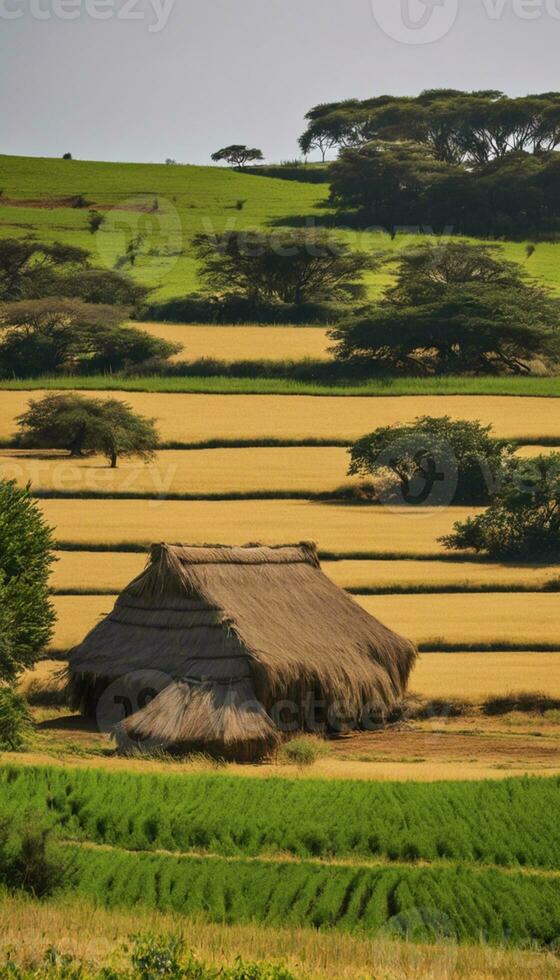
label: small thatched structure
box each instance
[68,543,417,761]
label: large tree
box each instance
[211,145,264,169]
[0,299,181,377]
[193,229,377,306]
[16,393,159,469]
[330,242,560,375]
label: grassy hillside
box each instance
[1,154,560,303]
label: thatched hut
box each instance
[68,543,417,761]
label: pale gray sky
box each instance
[1,0,560,165]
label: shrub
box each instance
[442,453,560,558]
[483,692,560,716]
[0,687,31,751]
[0,819,73,898]
[279,736,328,767]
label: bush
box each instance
[0,818,72,898]
[279,736,328,767]
[442,453,560,558]
[483,692,560,716]
[143,294,342,325]
[0,687,31,751]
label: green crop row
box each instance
[65,844,560,948]
[2,766,560,871]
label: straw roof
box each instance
[68,542,417,760]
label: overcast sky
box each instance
[2,0,560,165]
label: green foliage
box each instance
[211,146,264,169]
[15,394,159,468]
[0,479,55,682]
[348,416,514,505]
[0,688,31,751]
[442,453,560,559]
[0,817,72,898]
[0,299,178,377]
[279,737,327,767]
[193,229,377,307]
[330,242,560,374]
[3,767,560,872]
[0,240,89,302]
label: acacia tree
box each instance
[211,145,264,169]
[441,454,560,559]
[348,417,513,506]
[193,229,377,305]
[330,242,560,374]
[16,394,159,468]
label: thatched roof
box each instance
[68,542,417,760]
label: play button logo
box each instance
[370,0,459,45]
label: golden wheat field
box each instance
[49,551,560,593]
[411,652,560,698]
[2,391,559,442]
[0,447,355,495]
[134,323,332,362]
[38,498,477,552]
[358,594,560,646]
[26,652,560,701]
[48,592,560,650]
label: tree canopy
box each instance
[328,141,560,237]
[193,229,377,306]
[329,242,560,375]
[300,90,560,165]
[442,454,560,560]
[211,145,264,168]
[0,299,181,377]
[16,394,160,469]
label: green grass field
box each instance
[1,375,559,397]
[2,154,560,304]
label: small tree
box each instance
[62,152,72,160]
[211,145,264,169]
[16,394,160,468]
[88,210,105,234]
[193,229,377,306]
[441,453,560,559]
[348,417,514,505]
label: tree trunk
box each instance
[110,451,118,469]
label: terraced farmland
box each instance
[49,551,560,594]
[39,498,477,553]
[134,323,332,362]
[2,390,560,443]
[48,591,560,653]
[0,447,354,496]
